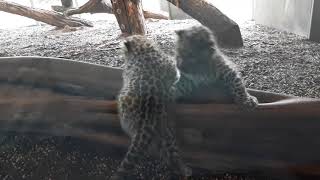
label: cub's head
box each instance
[175,25,217,75]
[123,35,180,86]
[123,35,157,61]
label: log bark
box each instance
[166,0,243,47]
[0,0,92,28]
[0,56,320,174]
[142,10,169,20]
[110,0,146,35]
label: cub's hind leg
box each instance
[110,126,156,180]
[160,127,192,177]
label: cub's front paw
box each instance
[174,162,192,177]
[242,95,259,110]
[109,174,128,180]
[109,174,122,180]
[109,170,131,180]
[182,165,192,177]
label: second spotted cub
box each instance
[175,25,258,109]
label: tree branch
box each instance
[165,0,243,47]
[0,0,92,28]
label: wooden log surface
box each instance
[0,56,320,173]
[0,56,294,103]
[166,0,243,47]
[0,56,122,99]
[0,0,92,28]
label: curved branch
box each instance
[166,0,243,47]
[63,0,168,20]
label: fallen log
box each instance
[166,0,243,47]
[0,56,294,103]
[0,85,320,174]
[1,84,319,133]
[0,0,92,28]
[1,84,320,173]
[0,56,319,175]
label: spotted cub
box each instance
[175,25,258,109]
[111,35,191,179]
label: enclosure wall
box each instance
[254,0,313,37]
[309,0,320,42]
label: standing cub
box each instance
[111,35,191,179]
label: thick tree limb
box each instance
[142,10,169,20]
[166,0,243,47]
[0,0,92,28]
[0,56,319,174]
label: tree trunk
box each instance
[0,56,320,174]
[166,0,243,47]
[0,0,92,28]
[110,0,146,35]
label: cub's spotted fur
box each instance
[175,25,258,109]
[111,35,191,179]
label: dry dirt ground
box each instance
[0,16,319,180]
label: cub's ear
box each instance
[175,30,186,36]
[123,40,132,52]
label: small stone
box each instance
[121,24,126,30]
[116,8,121,14]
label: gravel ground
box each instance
[0,16,320,180]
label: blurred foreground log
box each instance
[0,0,92,28]
[166,0,243,47]
[0,56,320,175]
